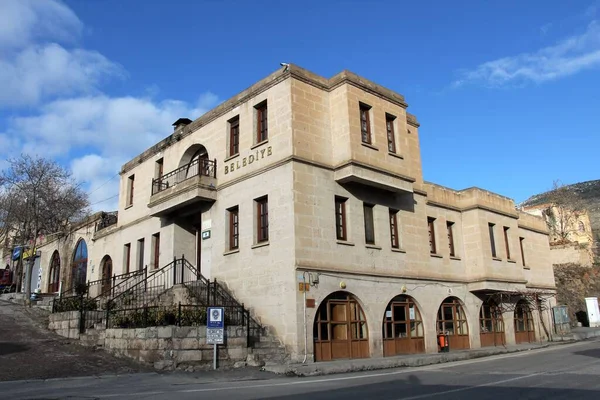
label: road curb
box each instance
[264,341,586,377]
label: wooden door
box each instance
[314,293,369,362]
[383,297,425,356]
[101,258,112,295]
[437,298,470,351]
[514,302,536,344]
[479,301,506,347]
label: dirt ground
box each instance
[0,300,151,382]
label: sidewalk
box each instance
[264,341,582,377]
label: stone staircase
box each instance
[249,333,289,365]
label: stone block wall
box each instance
[48,311,81,339]
[103,325,249,370]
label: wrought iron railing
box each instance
[87,268,146,300]
[151,158,217,195]
[95,211,118,232]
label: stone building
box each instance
[37,64,556,362]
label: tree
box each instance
[542,181,585,244]
[0,154,89,305]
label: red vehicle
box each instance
[0,269,15,293]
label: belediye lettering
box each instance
[224,146,273,175]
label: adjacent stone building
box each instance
[37,64,556,362]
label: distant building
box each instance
[37,65,556,362]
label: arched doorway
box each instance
[313,291,369,362]
[179,144,210,180]
[514,300,536,343]
[71,239,88,288]
[437,297,470,350]
[382,295,425,356]
[479,299,505,347]
[101,256,112,295]
[47,251,60,293]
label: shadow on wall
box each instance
[343,183,415,213]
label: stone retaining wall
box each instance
[104,325,249,370]
[48,311,81,339]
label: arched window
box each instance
[100,256,113,295]
[313,291,369,362]
[479,299,505,347]
[437,297,470,350]
[514,300,535,344]
[48,251,60,293]
[71,239,88,288]
[382,295,425,356]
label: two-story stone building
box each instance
[38,64,556,362]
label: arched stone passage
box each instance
[71,239,88,288]
[514,300,536,344]
[382,295,425,356]
[313,291,369,362]
[47,251,60,293]
[479,299,506,347]
[437,297,470,350]
[100,255,113,295]
[178,144,211,179]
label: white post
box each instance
[213,343,217,370]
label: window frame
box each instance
[123,243,131,274]
[152,232,160,269]
[389,209,399,249]
[519,237,526,267]
[503,226,511,260]
[363,203,375,245]
[359,103,372,144]
[228,206,239,250]
[256,196,269,243]
[137,238,145,271]
[255,101,268,143]
[447,221,456,257]
[489,223,497,258]
[335,196,348,241]
[428,217,437,254]
[386,113,397,153]
[127,175,135,207]
[229,116,240,157]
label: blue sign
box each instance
[12,247,22,261]
[207,307,224,329]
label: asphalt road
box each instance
[2,338,600,399]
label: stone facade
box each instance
[37,64,556,363]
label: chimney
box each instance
[172,118,193,131]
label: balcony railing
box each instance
[95,211,118,232]
[151,158,216,195]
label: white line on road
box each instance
[394,372,545,400]
[85,340,597,398]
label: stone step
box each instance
[252,341,286,349]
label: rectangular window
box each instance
[359,103,372,144]
[447,221,456,257]
[428,217,436,254]
[335,197,347,241]
[155,158,164,179]
[137,238,145,271]
[489,223,497,258]
[256,101,268,143]
[503,226,511,260]
[364,203,375,244]
[389,209,399,249]
[229,116,240,156]
[123,243,131,274]
[386,114,396,153]
[151,233,160,269]
[256,197,269,243]
[519,237,526,267]
[126,175,135,206]
[228,206,239,250]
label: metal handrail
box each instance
[151,158,216,195]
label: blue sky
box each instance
[0,0,598,210]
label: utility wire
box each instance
[87,172,120,196]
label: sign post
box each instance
[206,307,224,370]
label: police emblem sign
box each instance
[206,307,224,345]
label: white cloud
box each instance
[0,0,82,49]
[454,21,600,87]
[0,44,124,107]
[3,93,219,211]
[0,0,220,212]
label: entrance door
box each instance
[514,301,536,343]
[101,257,112,295]
[383,296,425,356]
[314,292,369,362]
[479,300,506,347]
